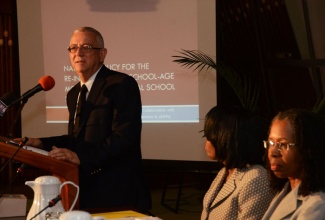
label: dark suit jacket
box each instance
[40,66,151,211]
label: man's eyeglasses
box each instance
[263,140,295,151]
[67,45,103,53]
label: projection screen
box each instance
[17,0,216,161]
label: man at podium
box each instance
[19,26,151,213]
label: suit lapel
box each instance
[77,67,108,135]
[269,183,300,219]
[87,67,108,104]
[210,168,240,209]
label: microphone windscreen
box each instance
[39,75,55,91]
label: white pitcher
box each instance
[26,175,79,220]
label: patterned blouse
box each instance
[201,165,275,220]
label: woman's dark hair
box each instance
[203,105,268,169]
[267,108,325,196]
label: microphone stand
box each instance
[7,98,28,139]
[0,98,28,197]
[0,137,29,198]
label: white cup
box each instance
[59,211,92,220]
[46,211,62,220]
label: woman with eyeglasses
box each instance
[201,105,275,220]
[262,108,325,219]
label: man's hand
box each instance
[48,146,80,165]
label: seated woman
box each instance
[262,108,325,219]
[201,105,275,220]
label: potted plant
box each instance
[172,49,260,113]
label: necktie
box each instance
[73,84,88,137]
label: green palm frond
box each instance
[172,49,260,112]
[313,94,325,114]
[172,49,217,72]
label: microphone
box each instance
[48,195,62,207]
[29,195,62,220]
[15,137,30,174]
[10,75,55,106]
[16,163,27,174]
[0,92,19,116]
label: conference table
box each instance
[91,210,159,219]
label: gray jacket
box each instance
[262,182,325,220]
[201,165,274,220]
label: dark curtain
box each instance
[0,0,21,138]
[217,0,317,119]
[0,0,24,192]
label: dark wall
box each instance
[216,0,322,120]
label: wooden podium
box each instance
[0,137,79,210]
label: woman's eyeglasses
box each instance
[263,140,295,151]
